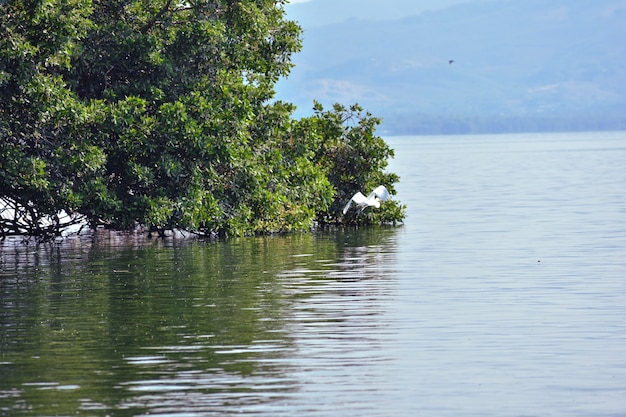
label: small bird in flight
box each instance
[449,59,455,64]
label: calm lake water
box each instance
[1,131,626,416]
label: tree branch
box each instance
[140,0,174,34]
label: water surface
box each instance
[1,131,625,416]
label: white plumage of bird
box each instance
[343,185,391,214]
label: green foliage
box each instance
[1,0,404,240]
[301,102,406,225]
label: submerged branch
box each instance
[0,197,88,243]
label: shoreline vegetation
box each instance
[0,221,401,248]
[0,1,405,243]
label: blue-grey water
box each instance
[1,131,626,416]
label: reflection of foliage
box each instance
[0,228,398,415]
[0,0,404,240]
[0,236,296,415]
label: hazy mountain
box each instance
[276,0,626,134]
[284,0,497,27]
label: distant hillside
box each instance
[276,0,626,134]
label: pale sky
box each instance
[285,0,495,27]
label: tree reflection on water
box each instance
[0,227,400,416]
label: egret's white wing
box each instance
[351,192,368,205]
[343,192,367,214]
[368,185,390,202]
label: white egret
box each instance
[343,185,391,214]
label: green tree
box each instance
[300,102,405,225]
[1,0,404,240]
